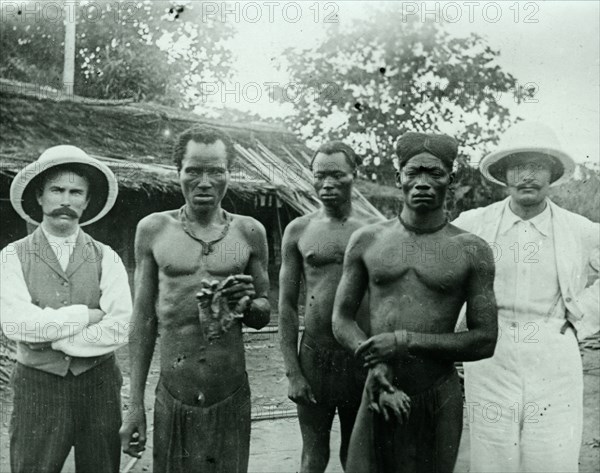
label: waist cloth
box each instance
[153,375,251,473]
[299,332,366,407]
[346,369,463,473]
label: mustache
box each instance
[46,207,79,218]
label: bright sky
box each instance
[218,0,599,165]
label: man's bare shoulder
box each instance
[447,223,489,245]
[349,218,396,245]
[282,212,317,239]
[351,207,386,226]
[137,210,178,236]
[447,223,494,261]
[230,213,267,239]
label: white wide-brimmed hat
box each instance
[479,122,575,187]
[10,145,118,226]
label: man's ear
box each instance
[449,171,455,186]
[395,170,402,188]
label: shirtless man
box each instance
[279,141,382,472]
[332,132,498,473]
[119,126,270,473]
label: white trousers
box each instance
[464,316,583,473]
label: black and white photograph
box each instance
[0,1,598,472]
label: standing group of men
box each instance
[1,121,598,473]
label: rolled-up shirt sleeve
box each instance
[1,247,90,343]
[52,244,132,357]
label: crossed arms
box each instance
[0,245,132,357]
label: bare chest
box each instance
[153,227,251,279]
[298,221,361,267]
[365,238,470,293]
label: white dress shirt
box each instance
[454,199,594,473]
[40,226,78,272]
[0,228,132,357]
[494,202,566,322]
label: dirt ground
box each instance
[1,334,598,473]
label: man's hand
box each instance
[87,308,105,325]
[222,275,256,306]
[561,318,577,338]
[365,363,395,413]
[378,389,411,424]
[234,295,252,314]
[119,405,147,458]
[356,333,398,368]
[287,374,317,405]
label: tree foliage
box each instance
[550,164,600,223]
[0,0,234,106]
[280,4,532,211]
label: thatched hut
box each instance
[0,81,401,272]
[0,82,404,385]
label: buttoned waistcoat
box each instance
[14,227,112,376]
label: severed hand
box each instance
[197,277,247,340]
[365,363,395,414]
[221,274,256,307]
[378,389,411,424]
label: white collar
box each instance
[499,198,552,236]
[41,225,80,244]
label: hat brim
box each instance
[10,155,118,226]
[480,146,575,187]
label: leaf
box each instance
[454,185,472,201]
[278,4,520,186]
[0,0,234,106]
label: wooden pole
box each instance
[62,0,78,98]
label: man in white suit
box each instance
[453,122,599,473]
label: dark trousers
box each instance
[347,370,463,473]
[9,358,123,473]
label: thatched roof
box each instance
[0,80,391,216]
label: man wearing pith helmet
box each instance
[0,145,132,473]
[453,122,600,472]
